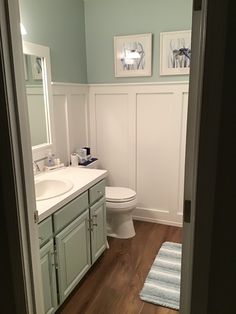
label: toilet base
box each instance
[106,211,135,239]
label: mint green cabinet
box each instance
[55,209,91,303]
[40,240,58,314]
[38,216,53,248]
[38,179,107,311]
[89,180,106,205]
[90,196,107,264]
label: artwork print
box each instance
[121,41,145,71]
[114,33,152,77]
[31,55,43,80]
[160,30,191,75]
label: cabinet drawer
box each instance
[54,191,89,233]
[89,179,105,205]
[38,216,53,247]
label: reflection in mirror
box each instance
[24,54,48,146]
[22,41,54,152]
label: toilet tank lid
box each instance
[105,187,136,202]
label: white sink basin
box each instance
[35,179,74,201]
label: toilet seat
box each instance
[106,198,137,211]
[106,187,136,203]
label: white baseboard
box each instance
[132,207,183,227]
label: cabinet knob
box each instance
[52,263,59,270]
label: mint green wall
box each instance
[19,0,192,84]
[19,0,87,83]
[84,0,193,84]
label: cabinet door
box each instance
[40,240,58,314]
[56,209,91,303]
[90,197,107,264]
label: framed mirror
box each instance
[23,41,54,154]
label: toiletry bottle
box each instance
[70,153,79,167]
[46,149,55,167]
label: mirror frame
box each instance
[23,41,54,156]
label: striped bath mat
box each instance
[140,241,182,310]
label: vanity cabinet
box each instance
[39,216,58,314]
[90,197,106,264]
[89,179,106,264]
[40,240,58,314]
[56,209,91,302]
[38,179,107,313]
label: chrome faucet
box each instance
[33,161,40,174]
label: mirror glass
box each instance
[24,54,48,146]
[23,41,53,151]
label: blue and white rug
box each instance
[140,241,182,310]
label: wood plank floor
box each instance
[57,221,182,314]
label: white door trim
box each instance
[180,0,208,313]
[6,1,44,313]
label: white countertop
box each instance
[35,167,108,222]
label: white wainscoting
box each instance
[26,85,47,147]
[89,83,189,226]
[52,83,89,165]
[50,82,188,226]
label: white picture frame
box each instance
[160,30,191,76]
[114,33,152,77]
[30,55,43,80]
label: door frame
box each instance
[2,0,231,313]
[181,0,230,313]
[0,1,44,312]
[180,0,208,312]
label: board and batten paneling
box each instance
[52,83,89,165]
[136,91,188,225]
[50,82,188,226]
[26,86,47,147]
[93,94,131,187]
[89,83,189,226]
[68,94,88,154]
[52,94,69,164]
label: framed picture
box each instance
[160,30,191,76]
[114,33,152,77]
[30,55,43,80]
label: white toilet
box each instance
[106,186,137,239]
[80,159,137,239]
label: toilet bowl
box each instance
[106,187,137,239]
[79,160,137,238]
